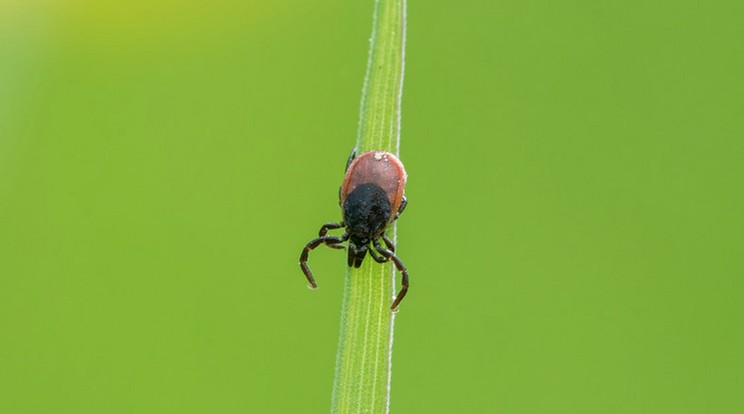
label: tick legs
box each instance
[300,233,349,288]
[372,238,409,310]
[382,233,395,253]
[368,246,388,263]
[394,197,407,220]
[318,222,346,249]
[319,222,344,236]
[345,149,357,172]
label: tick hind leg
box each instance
[300,233,349,288]
[394,197,407,220]
[373,238,409,310]
[339,149,358,206]
[345,149,357,172]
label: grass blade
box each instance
[330,0,407,413]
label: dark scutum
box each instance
[343,183,392,267]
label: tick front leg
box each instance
[389,256,408,310]
[373,238,409,310]
[299,234,349,288]
[382,233,395,253]
[368,241,389,263]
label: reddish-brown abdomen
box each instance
[340,151,407,222]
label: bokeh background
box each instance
[1,1,742,413]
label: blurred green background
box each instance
[1,1,742,413]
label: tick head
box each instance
[347,237,369,268]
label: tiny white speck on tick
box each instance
[374,151,384,160]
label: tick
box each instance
[299,150,409,310]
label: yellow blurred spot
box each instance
[2,0,275,46]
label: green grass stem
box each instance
[330,0,407,413]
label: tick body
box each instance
[299,150,409,310]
